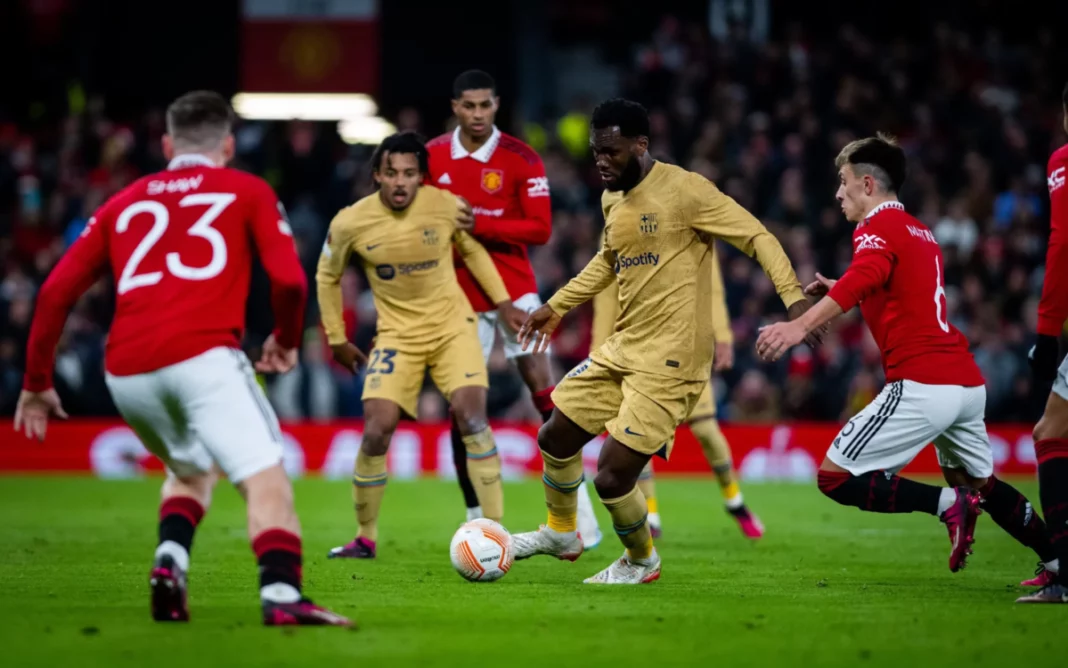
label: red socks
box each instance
[533,386,555,423]
[252,529,303,593]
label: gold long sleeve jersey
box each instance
[591,243,733,352]
[550,162,803,382]
[317,186,509,348]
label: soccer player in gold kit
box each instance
[591,245,765,540]
[514,99,816,583]
[317,132,525,559]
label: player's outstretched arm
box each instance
[756,297,844,362]
[547,248,616,315]
[758,247,893,361]
[17,215,108,438]
[686,174,820,344]
[316,210,367,372]
[518,251,615,354]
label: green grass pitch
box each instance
[0,477,1060,667]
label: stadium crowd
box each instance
[0,19,1065,424]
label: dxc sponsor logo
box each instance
[1050,166,1066,193]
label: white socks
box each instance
[936,488,957,516]
[725,492,745,510]
[155,540,190,571]
[466,506,484,522]
[260,582,301,604]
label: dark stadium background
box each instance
[2,0,1068,426]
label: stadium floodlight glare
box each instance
[337,116,398,145]
[231,93,378,121]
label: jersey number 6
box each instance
[115,193,236,295]
[933,256,950,333]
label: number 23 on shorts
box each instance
[367,349,396,374]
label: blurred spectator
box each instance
[1,18,1065,425]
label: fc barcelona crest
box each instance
[481,168,504,194]
[639,213,658,234]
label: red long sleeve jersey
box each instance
[1038,143,1068,337]
[827,202,984,387]
[23,155,307,392]
[426,127,551,312]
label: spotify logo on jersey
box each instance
[614,252,660,272]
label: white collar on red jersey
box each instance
[864,200,905,221]
[450,125,501,163]
[167,154,218,170]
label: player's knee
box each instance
[593,467,632,500]
[450,392,488,435]
[362,420,396,457]
[453,408,488,436]
[536,420,570,458]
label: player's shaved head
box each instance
[166,91,234,152]
[835,134,907,195]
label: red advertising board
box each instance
[0,420,1039,480]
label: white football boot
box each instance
[576,483,603,550]
[584,549,661,584]
[512,526,584,561]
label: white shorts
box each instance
[827,380,993,478]
[105,347,284,484]
[477,292,550,361]
[1053,355,1068,401]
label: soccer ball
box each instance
[449,518,514,582]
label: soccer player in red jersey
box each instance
[427,70,600,542]
[1018,82,1068,604]
[12,91,350,626]
[757,134,1054,577]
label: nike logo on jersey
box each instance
[465,372,480,378]
[438,173,452,185]
[367,244,382,251]
[624,427,644,437]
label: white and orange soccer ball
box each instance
[449,518,514,582]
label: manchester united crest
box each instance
[481,168,504,194]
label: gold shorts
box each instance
[361,327,487,417]
[687,380,716,421]
[552,356,705,458]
